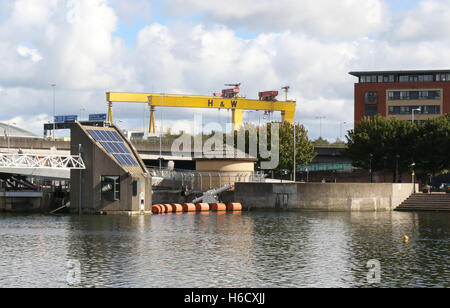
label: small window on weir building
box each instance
[101,176,121,201]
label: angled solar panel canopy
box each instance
[87,129,138,166]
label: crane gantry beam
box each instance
[106,92,296,133]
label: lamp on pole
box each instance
[411,107,421,123]
[316,116,326,139]
[369,153,374,183]
[51,84,56,141]
[411,162,416,194]
[340,121,347,141]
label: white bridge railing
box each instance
[0,154,85,170]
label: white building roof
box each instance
[0,123,40,138]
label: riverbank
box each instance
[234,183,417,211]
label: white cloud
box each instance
[163,0,388,39]
[17,45,43,62]
[0,0,449,141]
[389,0,450,42]
[6,114,49,137]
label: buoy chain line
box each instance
[151,203,242,215]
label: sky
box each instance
[0,0,449,140]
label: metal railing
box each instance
[0,154,85,170]
[149,168,266,191]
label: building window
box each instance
[388,105,441,115]
[364,105,378,117]
[436,74,450,82]
[387,90,440,100]
[399,75,409,82]
[101,176,120,201]
[364,92,378,104]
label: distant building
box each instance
[0,123,40,139]
[349,70,450,124]
[125,130,145,140]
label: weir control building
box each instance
[350,70,450,124]
[70,123,152,215]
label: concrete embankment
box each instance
[234,183,416,211]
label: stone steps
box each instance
[395,193,450,212]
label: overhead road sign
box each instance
[54,115,78,123]
[89,114,107,122]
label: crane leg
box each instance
[107,102,113,123]
[149,107,156,134]
[232,109,244,131]
[281,109,295,125]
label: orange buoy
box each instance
[228,203,243,211]
[158,204,167,214]
[152,204,163,214]
[163,204,174,213]
[182,203,196,212]
[195,203,210,212]
[212,203,227,212]
[171,204,183,213]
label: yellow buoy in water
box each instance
[403,235,409,243]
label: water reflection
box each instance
[0,211,448,288]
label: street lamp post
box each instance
[411,162,416,194]
[411,107,421,123]
[51,84,56,141]
[340,122,347,141]
[316,116,326,139]
[369,153,374,183]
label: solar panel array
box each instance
[88,129,138,166]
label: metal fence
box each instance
[149,168,267,191]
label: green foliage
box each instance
[233,122,316,172]
[313,137,330,147]
[345,114,450,181]
[278,122,316,171]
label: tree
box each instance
[345,115,419,182]
[345,114,450,183]
[232,122,316,173]
[277,122,316,171]
[415,114,450,176]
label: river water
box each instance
[0,211,448,288]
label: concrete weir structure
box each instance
[70,123,152,215]
[235,183,417,211]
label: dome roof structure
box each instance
[0,123,40,139]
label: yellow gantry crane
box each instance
[106,88,296,133]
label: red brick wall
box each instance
[354,81,450,124]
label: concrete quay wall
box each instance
[235,183,417,211]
